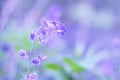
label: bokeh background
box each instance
[0,0,120,80]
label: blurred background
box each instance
[0,0,120,80]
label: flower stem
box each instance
[27,41,34,74]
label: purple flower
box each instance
[18,49,28,59]
[31,57,40,65]
[36,20,66,44]
[55,21,66,35]
[31,54,47,65]
[27,72,38,80]
[112,38,120,48]
[37,54,47,61]
[43,20,66,35]
[20,72,38,80]
[38,36,47,44]
[30,32,35,41]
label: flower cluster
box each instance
[30,20,66,44]
[18,19,66,80]
[18,50,46,65]
[20,72,38,80]
[18,49,28,59]
[27,72,38,80]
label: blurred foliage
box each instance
[45,63,62,71]
[45,63,73,80]
[64,58,85,73]
[45,57,85,80]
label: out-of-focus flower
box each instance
[0,42,11,52]
[97,59,113,76]
[112,38,120,48]
[36,20,66,44]
[31,54,47,65]
[27,72,38,80]
[47,5,61,20]
[18,49,28,59]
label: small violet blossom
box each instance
[18,49,28,59]
[20,72,38,80]
[32,54,47,65]
[27,72,38,80]
[30,32,35,41]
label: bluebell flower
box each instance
[20,72,38,80]
[30,32,35,41]
[31,54,47,65]
[27,72,38,80]
[36,20,66,44]
[18,49,28,59]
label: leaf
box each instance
[45,63,62,71]
[64,58,84,72]
[45,63,73,80]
